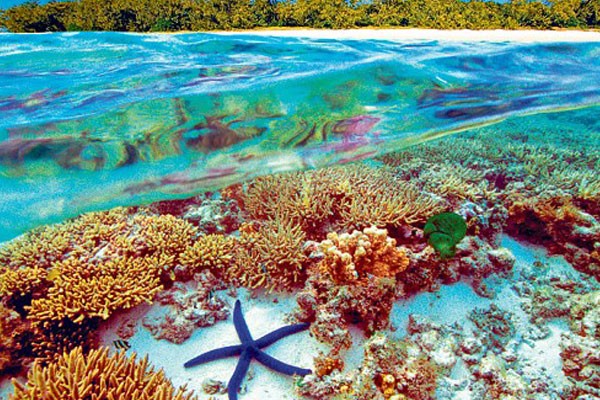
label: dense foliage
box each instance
[0,0,599,32]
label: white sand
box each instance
[213,28,600,43]
[110,289,326,400]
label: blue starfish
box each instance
[184,300,312,400]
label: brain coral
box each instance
[10,347,197,400]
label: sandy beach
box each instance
[211,28,600,42]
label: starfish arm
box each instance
[183,345,243,368]
[233,299,253,343]
[255,323,310,348]
[254,349,312,376]
[227,350,252,400]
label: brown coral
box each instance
[239,164,443,240]
[296,227,409,352]
[229,219,308,292]
[507,195,600,279]
[0,303,30,375]
[10,346,197,400]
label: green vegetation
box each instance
[424,212,467,259]
[1,0,598,32]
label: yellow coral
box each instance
[0,266,48,298]
[319,226,409,284]
[10,346,197,400]
[26,256,163,325]
[180,234,235,275]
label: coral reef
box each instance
[26,256,163,324]
[468,304,516,353]
[298,331,439,400]
[507,194,600,280]
[0,208,197,372]
[239,164,444,240]
[10,347,197,400]
[179,234,236,280]
[399,236,515,297]
[0,303,30,375]
[295,227,409,353]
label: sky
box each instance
[2,0,61,8]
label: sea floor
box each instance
[0,235,584,400]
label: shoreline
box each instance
[3,28,600,42]
[209,28,600,42]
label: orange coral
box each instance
[0,266,48,299]
[10,347,197,400]
[319,226,409,284]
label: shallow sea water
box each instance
[0,33,599,399]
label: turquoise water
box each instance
[1,32,599,240]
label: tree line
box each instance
[0,0,599,33]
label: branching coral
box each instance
[26,256,163,324]
[10,347,197,400]
[239,164,443,240]
[230,219,309,291]
[179,234,235,279]
[0,208,198,372]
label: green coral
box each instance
[424,212,467,259]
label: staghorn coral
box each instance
[26,256,163,324]
[229,219,309,292]
[239,164,443,240]
[0,208,199,372]
[179,234,235,279]
[296,227,409,352]
[10,346,197,400]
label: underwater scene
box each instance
[0,32,599,399]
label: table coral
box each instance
[10,346,197,400]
